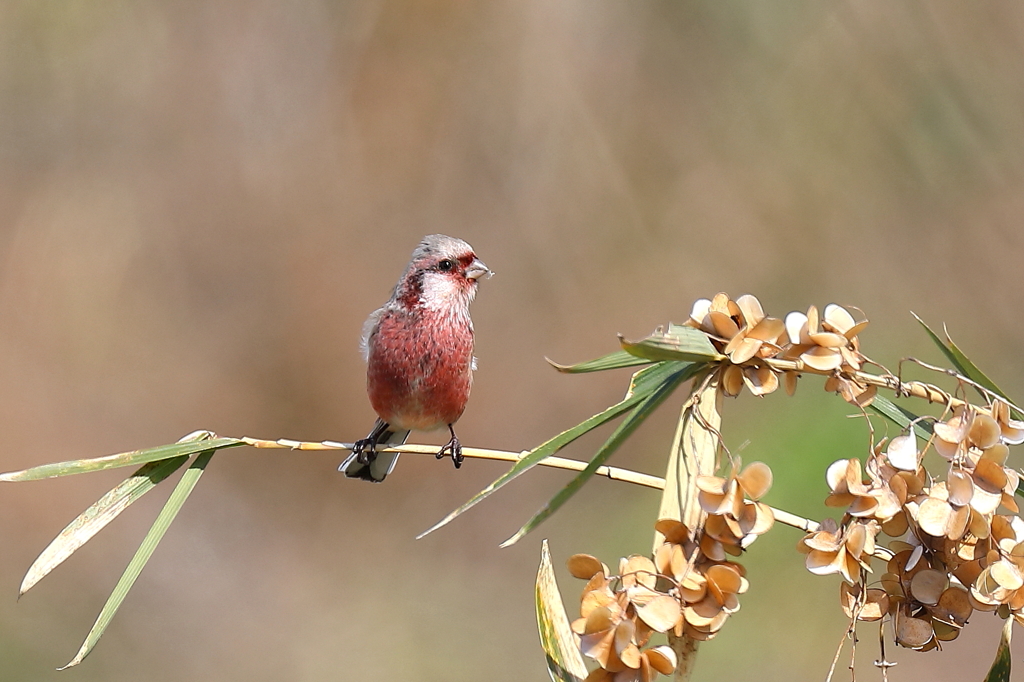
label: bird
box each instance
[340,234,491,482]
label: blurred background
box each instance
[1,1,1023,680]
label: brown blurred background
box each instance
[2,2,1024,680]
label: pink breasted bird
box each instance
[341,235,491,482]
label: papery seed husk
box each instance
[974,458,1009,493]
[887,435,920,472]
[633,618,654,648]
[738,462,773,500]
[918,498,953,537]
[845,523,867,559]
[823,304,856,333]
[888,473,909,504]
[706,564,743,598]
[784,370,799,396]
[910,569,946,605]
[739,501,774,536]
[584,606,618,635]
[969,414,1002,450]
[936,586,973,625]
[700,535,726,562]
[614,619,636,656]
[621,556,658,590]
[826,459,853,493]
[848,495,879,517]
[654,519,691,544]
[826,492,857,508]
[748,316,784,342]
[840,582,860,618]
[785,311,809,346]
[684,594,723,627]
[581,587,617,618]
[635,595,682,633]
[618,643,642,671]
[931,619,961,642]
[802,346,843,371]
[947,470,974,507]
[646,646,677,675]
[946,503,970,541]
[897,470,925,496]
[569,554,607,580]
[982,443,1010,465]
[880,573,904,598]
[970,487,1003,516]
[735,294,765,327]
[803,531,842,552]
[968,508,991,539]
[581,629,617,666]
[708,310,740,341]
[896,616,934,648]
[990,560,1024,590]
[808,331,847,348]
[858,589,890,621]
[882,511,910,538]
[721,364,744,396]
[690,299,712,325]
[727,336,761,364]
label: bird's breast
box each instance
[365,307,475,431]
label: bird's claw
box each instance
[352,438,378,466]
[436,436,463,469]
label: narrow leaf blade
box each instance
[869,396,933,441]
[501,363,696,547]
[417,362,688,539]
[620,324,722,364]
[982,617,1012,682]
[20,456,189,595]
[536,540,586,682]
[547,349,653,374]
[0,436,240,481]
[60,449,217,669]
[913,313,1018,409]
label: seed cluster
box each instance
[802,399,1024,649]
[684,293,872,403]
[569,462,775,680]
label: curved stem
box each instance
[240,436,858,546]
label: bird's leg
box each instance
[354,420,391,465]
[436,424,464,469]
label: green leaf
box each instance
[417,361,691,540]
[982,617,1012,682]
[20,455,189,596]
[547,349,653,374]
[501,362,698,547]
[60,449,218,669]
[0,435,241,481]
[619,323,722,364]
[913,313,1018,410]
[536,540,586,682]
[869,396,933,441]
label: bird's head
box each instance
[397,235,491,311]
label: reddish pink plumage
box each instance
[366,305,474,431]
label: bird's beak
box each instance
[466,258,492,281]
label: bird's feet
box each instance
[436,425,464,469]
[352,438,378,466]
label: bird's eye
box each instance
[437,259,455,272]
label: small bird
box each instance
[341,234,491,482]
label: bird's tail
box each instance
[340,420,410,482]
